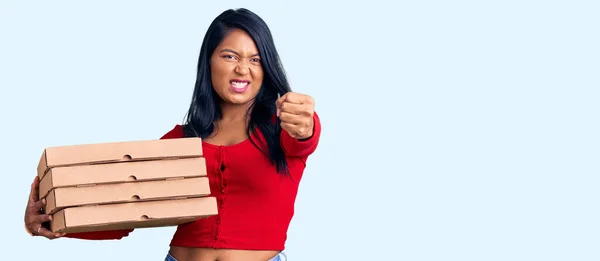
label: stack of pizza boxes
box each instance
[36,137,217,234]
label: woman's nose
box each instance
[235,62,250,75]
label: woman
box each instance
[23,8,321,261]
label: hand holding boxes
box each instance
[36,137,217,234]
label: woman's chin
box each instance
[222,95,254,106]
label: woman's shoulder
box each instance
[160,124,185,139]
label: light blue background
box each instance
[1,0,599,260]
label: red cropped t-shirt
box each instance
[64,113,321,251]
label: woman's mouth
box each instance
[230,79,250,93]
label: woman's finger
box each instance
[279,112,303,125]
[30,198,45,214]
[28,176,39,204]
[36,226,61,239]
[34,213,52,224]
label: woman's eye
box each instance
[223,55,236,60]
[251,58,260,63]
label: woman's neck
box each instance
[219,102,252,123]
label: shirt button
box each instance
[221,189,225,193]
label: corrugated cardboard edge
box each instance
[44,177,212,215]
[50,197,218,233]
[37,137,203,180]
[39,168,58,200]
[52,209,66,232]
[37,149,48,180]
[38,157,208,200]
[57,216,205,234]
[44,189,57,215]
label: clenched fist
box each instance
[276,92,315,139]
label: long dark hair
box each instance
[182,8,291,175]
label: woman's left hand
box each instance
[276,92,315,139]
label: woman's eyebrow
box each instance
[219,48,260,57]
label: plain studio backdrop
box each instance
[1,0,598,260]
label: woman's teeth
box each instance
[231,81,248,88]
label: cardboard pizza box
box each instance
[37,138,203,180]
[38,157,207,199]
[50,197,218,233]
[44,177,211,215]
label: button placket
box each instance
[214,146,226,244]
[219,146,227,195]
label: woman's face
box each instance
[210,28,264,106]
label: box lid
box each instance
[45,177,211,214]
[38,138,203,179]
[39,157,207,199]
[51,197,218,233]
